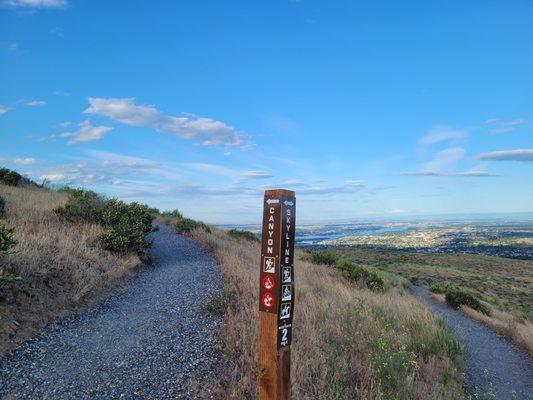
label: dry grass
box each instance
[192,228,465,399]
[0,183,139,355]
[337,247,533,320]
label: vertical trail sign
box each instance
[259,189,296,400]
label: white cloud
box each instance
[39,163,109,185]
[0,106,8,116]
[399,171,444,177]
[85,97,250,147]
[399,170,498,177]
[13,157,36,165]
[182,162,238,177]
[424,147,465,172]
[261,179,309,189]
[244,170,274,179]
[40,173,66,183]
[58,121,71,127]
[477,149,533,162]
[419,126,466,145]
[0,156,37,165]
[25,100,46,106]
[2,0,67,8]
[454,171,499,177]
[485,118,524,135]
[62,120,113,144]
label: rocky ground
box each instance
[411,286,533,400]
[0,225,222,399]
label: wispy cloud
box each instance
[477,149,533,162]
[0,156,37,165]
[2,0,67,8]
[399,170,498,177]
[13,157,37,165]
[85,97,250,147]
[264,115,300,134]
[424,147,465,172]
[399,171,444,176]
[261,179,309,189]
[25,99,46,106]
[244,170,274,179]
[61,120,113,144]
[181,162,238,177]
[454,171,499,177]
[485,118,524,135]
[0,105,9,116]
[419,126,466,145]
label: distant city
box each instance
[219,218,533,260]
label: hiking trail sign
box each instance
[258,189,296,400]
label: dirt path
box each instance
[0,225,221,399]
[411,286,533,400]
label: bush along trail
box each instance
[411,286,533,400]
[0,225,222,399]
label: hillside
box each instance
[191,229,465,399]
[0,181,141,354]
[330,247,533,354]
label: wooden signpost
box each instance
[258,189,296,400]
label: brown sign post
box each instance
[259,189,296,400]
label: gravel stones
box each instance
[411,286,533,400]
[0,225,222,399]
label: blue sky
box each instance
[1,0,532,223]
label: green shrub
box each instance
[227,229,259,242]
[430,283,447,294]
[161,209,183,219]
[368,270,385,292]
[0,220,17,255]
[54,189,153,255]
[306,249,338,266]
[175,217,211,234]
[53,189,103,222]
[0,221,19,288]
[0,168,22,186]
[445,288,490,315]
[95,200,153,255]
[0,196,5,215]
[334,259,385,291]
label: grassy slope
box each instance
[335,247,533,319]
[0,183,139,355]
[334,247,533,354]
[192,228,464,400]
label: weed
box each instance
[175,217,211,234]
[201,286,234,315]
[227,229,259,242]
[305,249,339,266]
[445,288,490,315]
[0,220,17,255]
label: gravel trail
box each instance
[411,286,533,400]
[0,225,221,399]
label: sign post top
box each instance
[265,189,295,197]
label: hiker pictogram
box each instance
[264,257,275,273]
[282,266,292,283]
[281,285,291,301]
[280,302,291,320]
